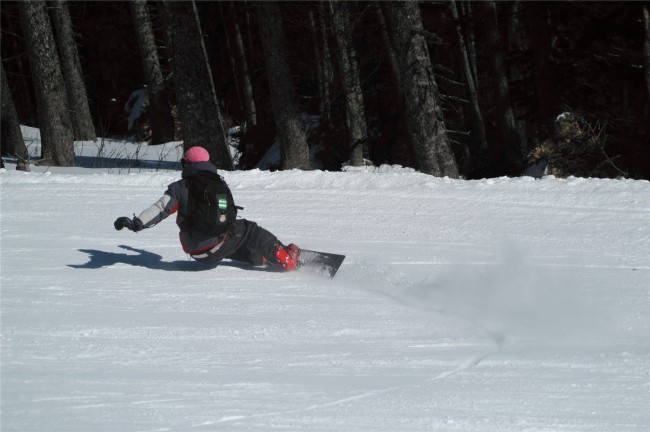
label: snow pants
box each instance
[191,219,279,266]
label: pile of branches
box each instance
[528,111,627,178]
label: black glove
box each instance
[114,216,144,232]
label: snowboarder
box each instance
[114,146,301,270]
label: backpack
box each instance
[181,171,239,236]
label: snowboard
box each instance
[298,249,346,278]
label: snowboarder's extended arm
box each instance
[114,192,179,232]
[137,193,178,227]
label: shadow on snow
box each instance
[68,245,276,273]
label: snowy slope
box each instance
[1,143,649,431]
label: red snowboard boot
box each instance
[271,243,301,271]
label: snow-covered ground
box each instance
[1,132,649,431]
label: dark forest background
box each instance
[2,1,649,179]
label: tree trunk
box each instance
[230,1,257,129]
[318,2,334,120]
[48,0,96,141]
[18,0,75,166]
[164,0,233,170]
[484,1,523,168]
[383,1,459,178]
[374,3,402,95]
[460,1,479,91]
[450,0,487,156]
[526,2,557,136]
[1,64,29,160]
[505,1,530,160]
[220,3,244,117]
[257,1,311,170]
[330,1,367,166]
[309,8,329,121]
[130,0,175,144]
[5,29,38,126]
[643,4,650,105]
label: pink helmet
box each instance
[183,146,210,164]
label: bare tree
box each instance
[130,0,175,144]
[257,1,311,170]
[18,0,75,166]
[164,0,233,169]
[330,1,367,166]
[383,1,458,177]
[48,0,96,141]
[1,63,29,160]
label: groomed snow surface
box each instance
[1,137,649,431]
